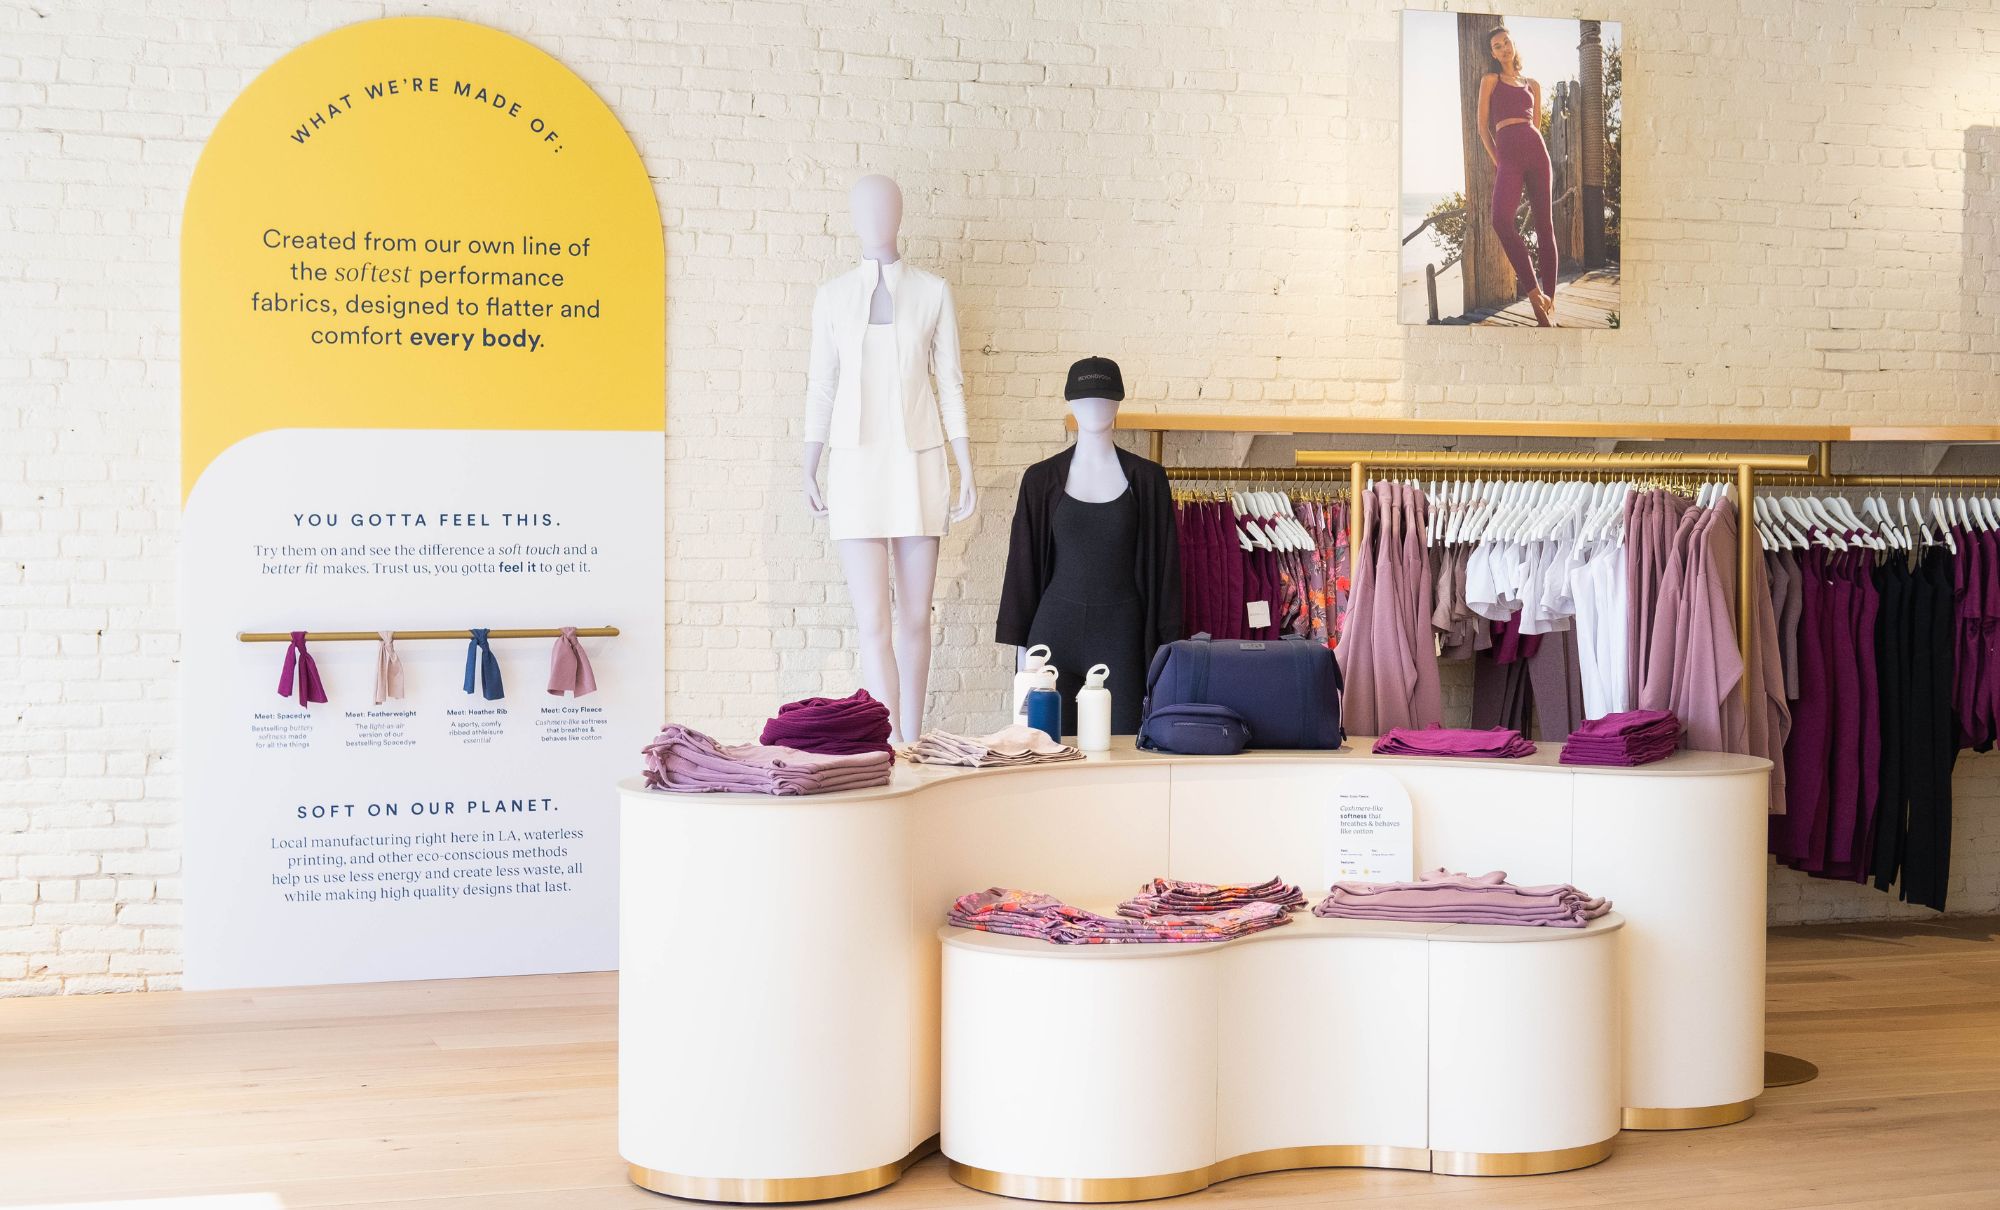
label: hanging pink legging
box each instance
[1491,122,1557,298]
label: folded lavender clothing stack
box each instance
[1371,726,1537,759]
[903,724,1084,768]
[1313,868,1611,928]
[758,688,893,757]
[1118,875,1308,918]
[1560,709,1682,767]
[641,724,893,795]
[949,887,1291,945]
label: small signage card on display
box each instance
[1327,770,1415,886]
[1245,600,1271,631]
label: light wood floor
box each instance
[5,917,1999,1209]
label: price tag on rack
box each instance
[1326,770,1415,885]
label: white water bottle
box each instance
[1076,663,1112,752]
[1012,644,1059,726]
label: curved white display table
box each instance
[942,914,1624,1199]
[619,742,1768,1202]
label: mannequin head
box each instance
[1069,397,1119,434]
[1063,357,1126,436]
[849,174,903,259]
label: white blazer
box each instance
[804,259,968,451]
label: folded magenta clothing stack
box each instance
[1372,725,1537,759]
[1118,876,1307,918]
[903,725,1084,768]
[641,724,893,795]
[1560,709,1682,767]
[949,887,1291,945]
[1313,868,1611,928]
[758,688,893,756]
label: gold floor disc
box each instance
[1764,1050,1820,1087]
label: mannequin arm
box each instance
[949,436,976,522]
[802,441,828,516]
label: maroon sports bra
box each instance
[1489,78,1533,130]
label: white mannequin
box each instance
[803,175,976,742]
[1017,392,1131,670]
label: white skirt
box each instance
[826,323,950,541]
[828,442,949,540]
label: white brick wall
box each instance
[7,0,2000,994]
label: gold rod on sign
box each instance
[237,627,621,643]
[1296,449,1815,473]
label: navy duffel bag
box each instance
[1139,637,1345,750]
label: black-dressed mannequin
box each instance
[996,357,1182,735]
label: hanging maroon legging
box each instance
[1491,122,1557,298]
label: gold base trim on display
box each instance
[948,1140,1609,1203]
[627,1136,937,1204]
[1428,1137,1617,1177]
[1621,1101,1756,1131]
[1764,1050,1821,1087]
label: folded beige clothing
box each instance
[903,724,1085,768]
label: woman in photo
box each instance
[1477,24,1559,326]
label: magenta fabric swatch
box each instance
[278,631,328,707]
[547,626,599,698]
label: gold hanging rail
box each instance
[1759,473,2000,490]
[237,626,619,643]
[1165,466,1352,483]
[1295,449,1814,472]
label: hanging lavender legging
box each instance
[1491,122,1557,298]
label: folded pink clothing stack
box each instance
[758,688,894,757]
[1371,725,1537,759]
[1560,709,1682,766]
[1313,868,1611,928]
[640,724,893,795]
[1117,876,1307,918]
[949,887,1292,945]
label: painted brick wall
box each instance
[7,0,2000,993]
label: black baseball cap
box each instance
[1064,356,1125,401]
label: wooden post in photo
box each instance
[1456,11,1513,312]
[1552,80,1585,272]
[1578,19,1609,268]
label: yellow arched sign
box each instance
[182,15,663,500]
[180,17,664,990]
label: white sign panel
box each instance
[1327,769,1416,885]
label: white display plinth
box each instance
[618,740,1768,1201]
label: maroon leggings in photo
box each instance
[1491,121,1557,298]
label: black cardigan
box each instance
[995,445,1183,652]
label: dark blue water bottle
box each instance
[1024,686,1062,744]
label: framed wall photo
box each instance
[1400,11,1622,328]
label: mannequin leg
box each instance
[834,538,900,734]
[890,536,941,742]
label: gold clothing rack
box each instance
[1164,466,1352,483]
[1294,448,1818,687]
[237,626,619,642]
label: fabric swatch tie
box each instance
[277,630,328,706]
[547,626,598,698]
[373,631,405,704]
[463,628,504,700]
